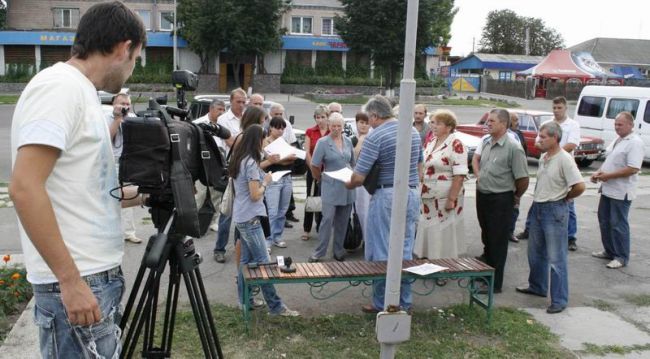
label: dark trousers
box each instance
[477,191,514,291]
[303,170,322,232]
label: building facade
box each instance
[0,0,440,93]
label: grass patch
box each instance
[580,343,650,356]
[431,98,521,108]
[159,304,571,358]
[0,95,20,104]
[306,95,370,105]
[624,294,650,307]
[590,299,616,312]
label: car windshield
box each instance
[533,115,554,128]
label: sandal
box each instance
[300,232,310,241]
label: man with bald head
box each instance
[591,111,644,269]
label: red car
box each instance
[456,110,605,167]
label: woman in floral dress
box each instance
[414,109,469,259]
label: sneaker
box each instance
[308,256,319,263]
[272,307,300,317]
[286,213,300,223]
[568,240,578,251]
[284,222,294,229]
[209,223,219,232]
[125,235,143,244]
[273,241,287,248]
[592,250,612,259]
[515,230,529,240]
[606,259,624,269]
[213,252,225,263]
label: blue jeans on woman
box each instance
[597,195,632,265]
[527,200,569,308]
[32,267,124,359]
[265,175,292,246]
[236,217,285,314]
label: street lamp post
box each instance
[173,0,178,70]
[377,0,419,358]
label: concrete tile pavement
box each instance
[2,174,650,357]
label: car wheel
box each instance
[575,159,593,168]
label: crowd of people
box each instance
[7,2,646,357]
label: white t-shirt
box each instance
[11,62,122,284]
[600,133,644,200]
[217,109,242,155]
[533,150,584,203]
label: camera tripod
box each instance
[120,206,223,358]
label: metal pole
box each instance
[378,0,418,357]
[173,0,178,70]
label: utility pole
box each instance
[525,27,530,56]
[377,0,418,358]
[173,0,178,70]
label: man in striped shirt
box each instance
[346,95,422,314]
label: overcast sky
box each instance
[448,0,649,56]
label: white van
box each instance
[575,86,650,160]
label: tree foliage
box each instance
[335,0,457,89]
[0,1,6,29]
[478,9,564,56]
[177,0,288,75]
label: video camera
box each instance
[118,70,230,237]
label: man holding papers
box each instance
[308,113,356,262]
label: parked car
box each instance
[456,109,605,167]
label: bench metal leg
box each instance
[242,274,251,332]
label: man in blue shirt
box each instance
[346,95,422,313]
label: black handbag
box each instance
[344,204,363,251]
[363,162,380,195]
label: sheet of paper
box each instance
[264,137,295,160]
[403,263,448,276]
[323,167,354,183]
[294,148,306,160]
[271,170,291,182]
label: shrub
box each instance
[0,255,32,316]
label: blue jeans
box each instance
[214,212,240,254]
[265,175,292,245]
[313,203,352,259]
[236,217,285,314]
[527,201,569,308]
[366,188,420,311]
[568,200,577,241]
[32,267,124,359]
[598,195,631,265]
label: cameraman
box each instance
[193,99,227,232]
[9,2,146,358]
[106,92,143,243]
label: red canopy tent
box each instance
[516,49,623,97]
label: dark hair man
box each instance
[590,111,644,269]
[9,2,146,357]
[475,109,529,294]
[345,95,423,313]
[516,121,585,314]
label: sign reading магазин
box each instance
[282,35,349,52]
[0,31,187,47]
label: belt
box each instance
[32,266,122,293]
[378,184,417,189]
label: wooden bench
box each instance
[241,257,495,329]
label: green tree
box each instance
[226,0,289,87]
[478,9,564,56]
[0,1,6,29]
[177,0,234,73]
[335,0,457,89]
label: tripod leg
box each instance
[193,268,224,358]
[161,258,182,353]
[182,270,215,358]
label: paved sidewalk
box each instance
[2,174,650,357]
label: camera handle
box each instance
[145,209,175,268]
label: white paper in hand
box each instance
[323,167,354,183]
[264,137,295,160]
[271,170,291,182]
